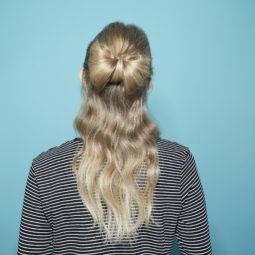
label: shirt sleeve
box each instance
[175,148,213,255]
[17,162,53,254]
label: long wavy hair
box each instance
[72,21,161,244]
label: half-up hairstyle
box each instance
[72,21,161,244]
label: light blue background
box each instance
[1,0,254,254]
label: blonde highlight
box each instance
[72,21,161,244]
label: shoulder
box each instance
[158,138,199,194]
[157,137,191,163]
[157,137,195,193]
[31,137,83,172]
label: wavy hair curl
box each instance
[72,21,161,244]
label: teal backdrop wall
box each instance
[1,0,254,254]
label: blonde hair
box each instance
[72,21,161,244]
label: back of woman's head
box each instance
[72,21,161,244]
[82,21,153,97]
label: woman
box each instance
[17,21,212,254]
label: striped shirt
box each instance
[17,137,212,254]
